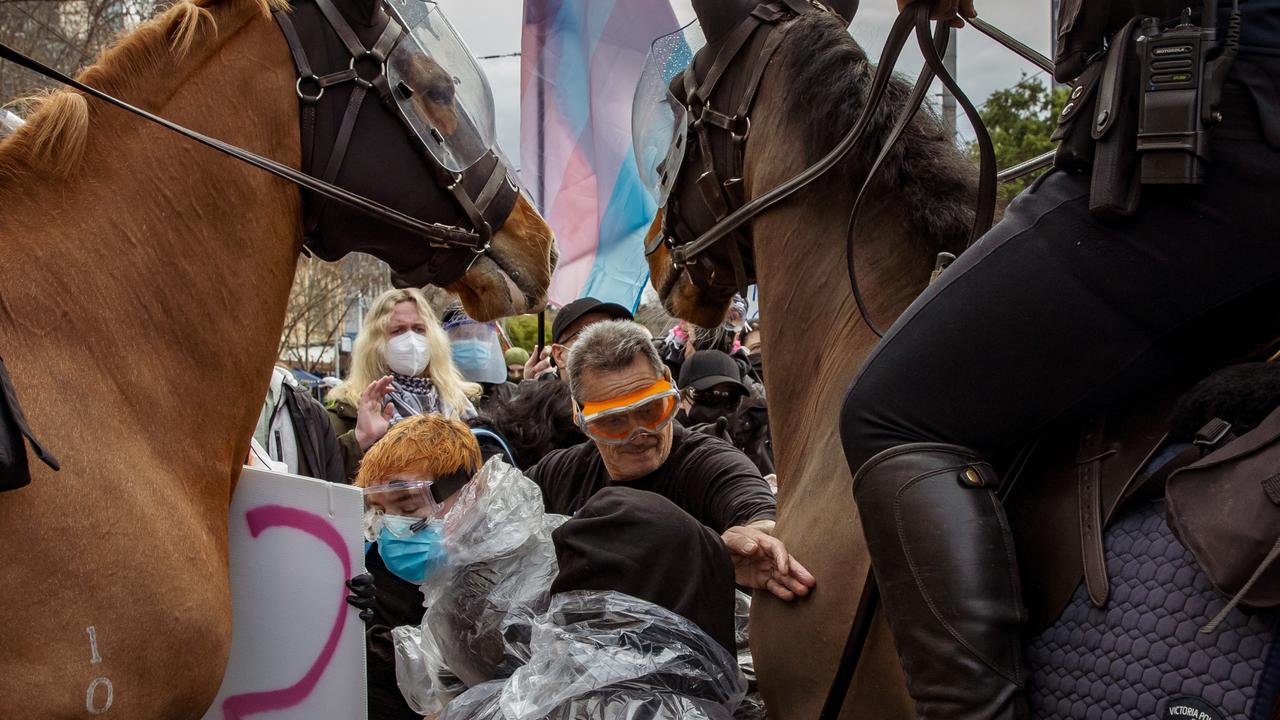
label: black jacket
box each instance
[365,545,429,720]
[280,383,346,484]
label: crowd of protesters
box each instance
[252,286,788,719]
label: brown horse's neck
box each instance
[744,62,954,718]
[0,0,301,499]
[751,197,928,476]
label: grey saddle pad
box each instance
[1026,499,1279,720]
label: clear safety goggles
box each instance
[0,108,22,140]
[363,479,443,538]
[576,378,681,445]
[383,0,497,173]
[632,21,705,207]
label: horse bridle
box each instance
[652,1,1058,339]
[0,0,516,286]
[646,0,812,301]
[273,0,519,285]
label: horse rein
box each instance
[653,1,1025,338]
[641,2,1052,716]
[0,3,510,284]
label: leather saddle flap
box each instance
[1167,404,1280,608]
[0,357,59,492]
[1005,389,1175,632]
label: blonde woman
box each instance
[326,287,479,482]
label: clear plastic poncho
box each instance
[438,590,748,720]
[732,590,767,720]
[393,457,566,715]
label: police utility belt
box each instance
[1051,0,1247,220]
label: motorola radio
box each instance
[1135,0,1240,185]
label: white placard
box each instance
[203,467,366,720]
[746,284,760,322]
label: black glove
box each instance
[345,572,378,623]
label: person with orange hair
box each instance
[348,403,760,718]
[348,413,482,720]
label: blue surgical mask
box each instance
[451,339,492,371]
[377,516,447,584]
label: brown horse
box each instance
[646,7,977,718]
[0,0,554,715]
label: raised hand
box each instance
[354,375,395,451]
[523,347,554,381]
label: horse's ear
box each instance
[690,0,758,44]
[827,0,859,24]
[338,0,382,28]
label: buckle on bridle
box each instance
[730,115,751,143]
[349,50,386,89]
[296,75,324,102]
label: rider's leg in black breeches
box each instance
[840,87,1280,719]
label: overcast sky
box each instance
[436,0,1054,167]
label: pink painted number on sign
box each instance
[220,505,352,720]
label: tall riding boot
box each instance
[853,443,1028,720]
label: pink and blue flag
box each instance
[520,0,683,310]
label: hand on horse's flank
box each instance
[897,0,977,27]
[721,520,816,601]
[355,375,396,451]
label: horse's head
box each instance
[645,209,739,329]
[640,0,870,329]
[288,0,556,322]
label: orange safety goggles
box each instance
[576,378,681,445]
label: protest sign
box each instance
[203,467,366,720]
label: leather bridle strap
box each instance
[817,5,999,717]
[0,39,484,249]
[684,9,770,224]
[293,0,406,238]
[669,2,921,266]
[844,7,997,337]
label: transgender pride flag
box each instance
[520,0,683,310]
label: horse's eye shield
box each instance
[383,0,497,174]
[632,21,706,208]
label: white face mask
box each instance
[386,331,431,377]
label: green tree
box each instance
[970,74,1070,208]
[503,312,554,351]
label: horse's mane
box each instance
[0,0,287,179]
[776,9,977,259]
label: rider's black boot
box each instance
[853,443,1028,720]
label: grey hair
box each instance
[566,320,666,401]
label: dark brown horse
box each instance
[0,0,554,715]
[646,5,975,718]
[648,4,1280,719]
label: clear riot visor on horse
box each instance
[632,21,706,207]
[383,0,497,174]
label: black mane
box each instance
[778,9,977,257]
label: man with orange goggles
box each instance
[574,376,681,445]
[529,319,815,602]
